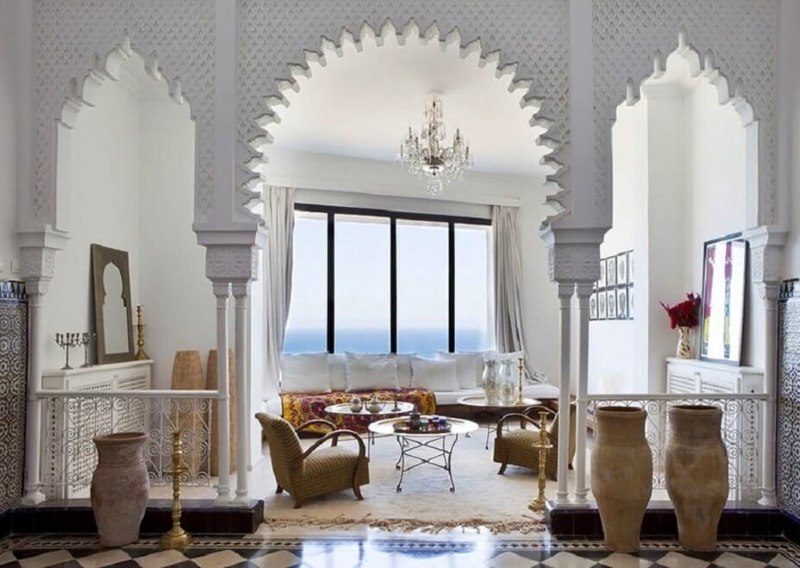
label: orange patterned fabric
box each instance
[281,389,437,434]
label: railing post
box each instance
[574,283,593,503]
[22,281,47,504]
[555,282,574,503]
[232,282,249,501]
[759,283,779,506]
[213,282,231,502]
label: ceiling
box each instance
[265,35,552,180]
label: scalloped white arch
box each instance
[53,37,191,233]
[242,19,568,225]
[614,30,759,228]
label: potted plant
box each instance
[660,292,701,358]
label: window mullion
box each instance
[448,221,455,353]
[390,217,397,354]
[327,211,335,353]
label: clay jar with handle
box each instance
[90,432,150,547]
[665,405,728,551]
[591,406,653,553]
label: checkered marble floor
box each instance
[0,535,798,568]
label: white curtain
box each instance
[264,186,295,396]
[492,205,538,381]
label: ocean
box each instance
[283,328,488,355]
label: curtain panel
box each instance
[264,186,295,397]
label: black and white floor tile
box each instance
[0,535,798,568]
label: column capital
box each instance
[540,226,605,284]
[745,225,787,289]
[205,244,258,283]
[231,281,249,299]
[575,282,595,298]
[212,281,231,298]
[556,282,575,299]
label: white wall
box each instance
[589,99,647,394]
[0,1,21,277]
[269,160,560,385]
[44,78,142,369]
[139,99,212,387]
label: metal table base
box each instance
[393,434,460,493]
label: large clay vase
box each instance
[591,407,652,553]
[170,350,206,476]
[666,405,728,551]
[91,432,149,547]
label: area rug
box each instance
[259,426,549,534]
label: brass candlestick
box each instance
[134,305,149,360]
[516,356,525,404]
[529,410,553,512]
[161,431,191,550]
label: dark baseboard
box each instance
[11,499,264,536]
[0,510,12,539]
[782,511,800,545]
[546,502,786,540]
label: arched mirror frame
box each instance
[90,243,135,364]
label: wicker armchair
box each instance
[492,402,576,480]
[255,412,369,508]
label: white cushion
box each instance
[345,353,399,392]
[396,354,413,388]
[436,352,484,389]
[435,387,483,405]
[328,354,348,391]
[411,356,460,391]
[280,352,330,393]
[522,383,559,400]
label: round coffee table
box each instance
[369,416,478,493]
[325,401,414,458]
[456,395,541,449]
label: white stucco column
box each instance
[758,282,779,506]
[21,280,47,505]
[213,281,231,501]
[573,282,593,504]
[555,282,574,504]
[232,282,249,501]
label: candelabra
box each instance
[161,431,191,550]
[80,332,95,368]
[134,305,149,361]
[55,332,82,370]
[516,357,525,404]
[529,410,553,512]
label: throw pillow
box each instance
[280,352,331,393]
[345,352,399,392]
[411,356,460,391]
[436,351,484,389]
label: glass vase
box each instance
[498,359,517,405]
[676,326,695,359]
[482,359,498,405]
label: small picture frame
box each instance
[589,293,598,320]
[628,251,634,282]
[598,291,607,319]
[617,252,628,285]
[627,284,634,319]
[606,257,617,287]
[617,287,628,319]
[598,260,606,289]
[607,289,617,319]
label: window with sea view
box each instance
[283,205,492,355]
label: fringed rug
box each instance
[258,426,551,534]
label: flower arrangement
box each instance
[660,293,701,329]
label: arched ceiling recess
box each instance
[59,36,187,129]
[52,36,190,234]
[619,30,754,127]
[243,20,567,219]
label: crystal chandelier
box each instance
[399,97,472,196]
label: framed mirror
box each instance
[699,234,747,365]
[91,244,135,364]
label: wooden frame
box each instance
[91,244,135,364]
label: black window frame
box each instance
[293,203,492,354]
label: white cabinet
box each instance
[666,357,763,395]
[41,360,152,498]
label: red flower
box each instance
[660,293,701,329]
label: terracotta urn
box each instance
[91,432,150,547]
[665,405,728,551]
[591,407,652,553]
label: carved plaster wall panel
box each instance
[592,0,778,227]
[206,246,259,282]
[34,0,215,226]
[236,0,570,218]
